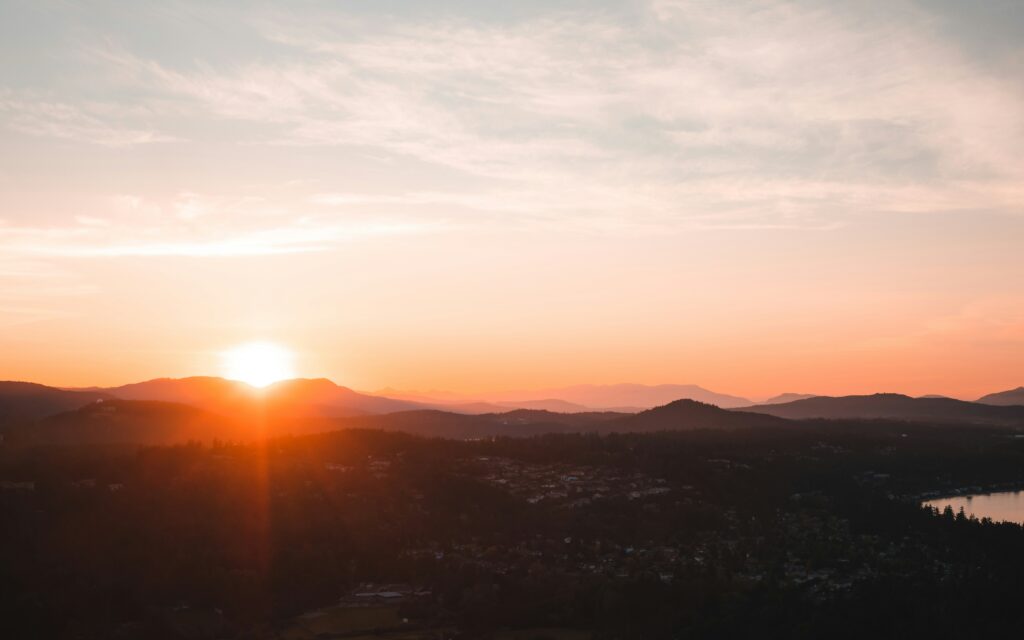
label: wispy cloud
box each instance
[53,0,1019,233]
[1,202,427,259]
[4,0,1024,235]
[0,92,176,146]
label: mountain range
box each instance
[741,393,1024,426]
[82,376,422,416]
[1,378,1023,445]
[5,398,784,444]
[382,383,755,410]
[977,387,1024,406]
[758,393,817,405]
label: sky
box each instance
[1,0,1023,399]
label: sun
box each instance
[221,342,296,388]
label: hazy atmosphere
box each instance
[7,3,1024,639]
[2,0,1023,398]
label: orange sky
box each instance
[1,1,1023,400]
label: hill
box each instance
[4,401,629,445]
[94,376,422,417]
[320,403,775,440]
[758,393,816,405]
[334,408,626,439]
[441,399,604,414]
[496,383,753,410]
[13,381,1024,445]
[0,382,111,426]
[382,383,752,410]
[609,399,788,432]
[4,395,775,444]
[977,387,1024,407]
[496,399,594,412]
[28,400,230,445]
[741,393,1024,426]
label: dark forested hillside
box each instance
[2,394,782,445]
[99,376,422,416]
[30,400,231,445]
[609,399,788,431]
[0,381,110,426]
[4,421,1024,638]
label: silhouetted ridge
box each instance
[96,376,421,417]
[742,393,1024,425]
[611,399,788,432]
[977,387,1024,407]
[501,383,754,409]
[30,400,228,445]
[758,392,817,405]
[0,381,111,425]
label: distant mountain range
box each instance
[607,399,787,432]
[2,378,1023,445]
[385,383,754,410]
[2,398,783,444]
[977,387,1024,406]
[527,383,755,409]
[741,393,1024,426]
[440,399,601,414]
[757,393,817,405]
[79,377,423,417]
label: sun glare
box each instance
[222,342,296,388]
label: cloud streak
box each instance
[0,92,176,146]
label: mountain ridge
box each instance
[741,393,1024,425]
[0,381,112,426]
[977,387,1024,407]
[379,383,753,410]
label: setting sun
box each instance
[222,342,296,388]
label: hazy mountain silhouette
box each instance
[491,383,752,409]
[334,409,624,439]
[94,376,421,417]
[3,394,777,444]
[379,383,751,410]
[442,399,604,414]
[20,406,622,444]
[29,400,229,445]
[488,408,628,428]
[440,402,514,414]
[495,399,594,412]
[742,393,1024,425]
[609,399,788,432]
[261,378,422,415]
[307,404,772,439]
[977,387,1024,406]
[757,393,817,405]
[13,379,1024,445]
[99,376,255,407]
[0,381,111,426]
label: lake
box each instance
[924,491,1024,524]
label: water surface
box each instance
[924,491,1024,524]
